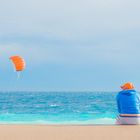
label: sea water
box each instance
[0,92,118,124]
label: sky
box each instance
[0,0,140,91]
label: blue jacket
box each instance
[116,90,140,114]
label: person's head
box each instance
[120,82,134,90]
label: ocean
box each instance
[0,92,118,124]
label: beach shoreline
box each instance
[0,124,139,140]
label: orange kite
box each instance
[10,56,25,71]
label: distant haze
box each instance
[0,0,140,91]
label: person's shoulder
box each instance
[129,89,137,93]
[118,90,124,94]
[118,90,134,95]
[116,91,122,98]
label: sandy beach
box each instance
[0,125,139,140]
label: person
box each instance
[116,82,140,125]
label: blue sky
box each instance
[0,0,140,91]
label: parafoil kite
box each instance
[9,56,25,72]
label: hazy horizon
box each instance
[0,0,140,91]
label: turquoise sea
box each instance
[0,92,118,124]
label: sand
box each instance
[0,125,139,140]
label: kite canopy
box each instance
[10,56,25,71]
